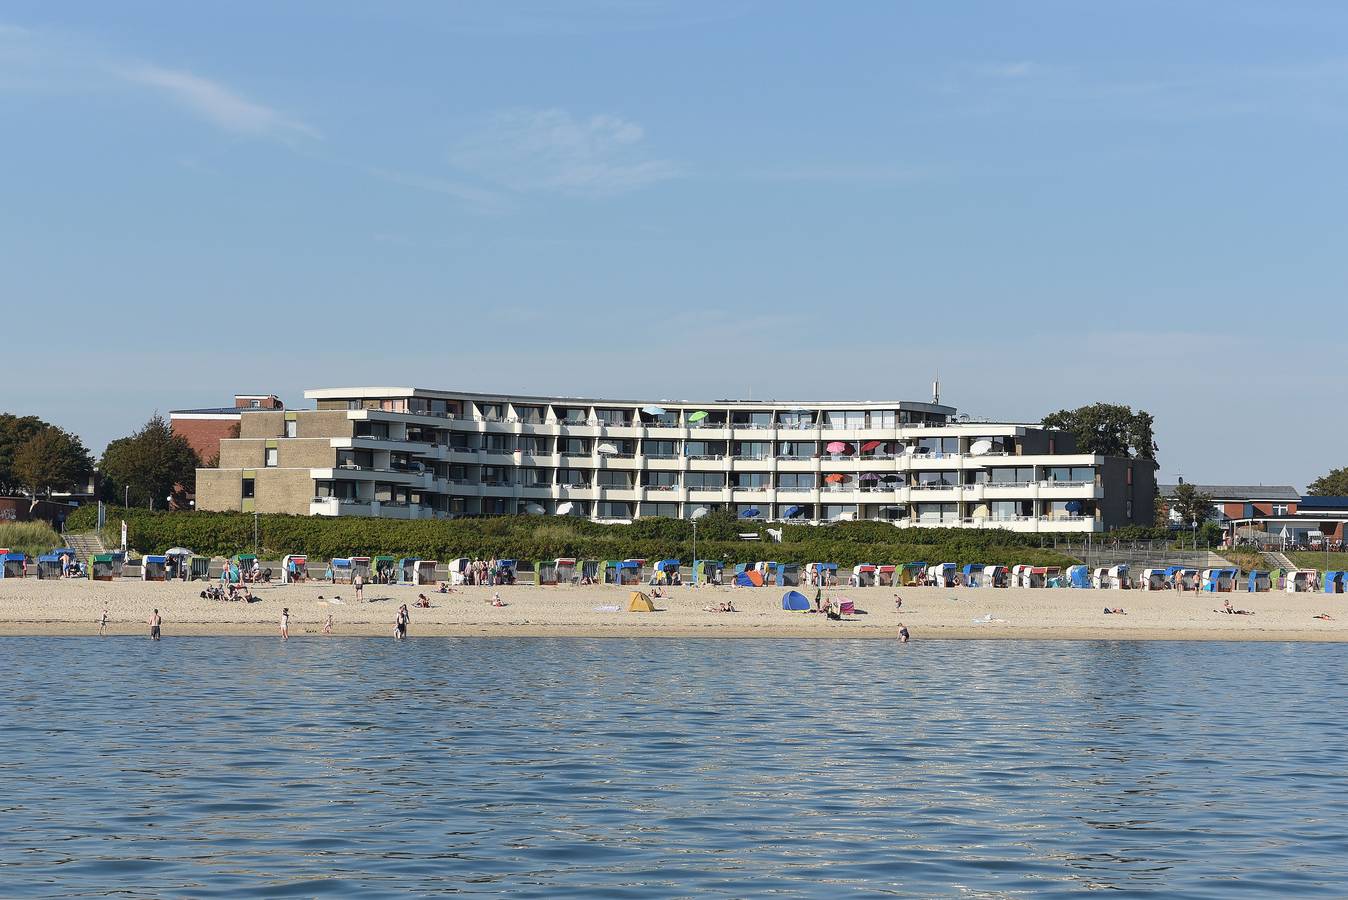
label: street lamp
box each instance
[690,506,708,585]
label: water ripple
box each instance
[0,637,1344,897]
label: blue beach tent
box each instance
[1248,570,1271,592]
[781,590,811,611]
[1323,571,1346,594]
[961,563,985,587]
[1068,565,1092,588]
[734,570,757,587]
[0,552,26,578]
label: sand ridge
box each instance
[0,578,1344,640]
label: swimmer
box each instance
[898,622,910,643]
[148,609,162,641]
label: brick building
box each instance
[170,394,284,464]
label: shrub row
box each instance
[69,506,1082,569]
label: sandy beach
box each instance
[0,577,1345,640]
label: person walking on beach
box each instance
[98,606,109,637]
[148,609,162,641]
[280,607,290,642]
[394,604,409,640]
[354,572,364,602]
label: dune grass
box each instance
[0,521,62,558]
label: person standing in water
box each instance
[280,607,290,642]
[323,613,333,635]
[98,606,109,637]
[148,609,162,641]
[898,622,910,643]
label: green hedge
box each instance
[69,506,1080,569]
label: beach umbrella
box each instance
[969,439,993,456]
[596,442,619,455]
[165,547,193,557]
[642,405,666,416]
[556,501,576,515]
[825,441,851,454]
[860,440,882,453]
[880,474,902,483]
[784,505,804,518]
[739,507,761,518]
[825,473,846,484]
[859,472,880,481]
[524,503,545,515]
[1065,500,1082,514]
[688,410,709,423]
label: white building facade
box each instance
[196,386,1157,533]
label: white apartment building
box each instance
[195,386,1157,533]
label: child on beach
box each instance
[323,613,333,634]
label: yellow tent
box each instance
[628,591,656,612]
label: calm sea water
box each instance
[0,637,1345,898]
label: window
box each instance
[519,468,550,487]
[644,440,678,458]
[778,473,815,490]
[825,410,865,429]
[777,441,815,459]
[595,408,629,426]
[685,472,725,490]
[555,406,587,424]
[557,469,590,487]
[915,437,959,456]
[777,410,815,428]
[265,447,278,467]
[560,438,591,456]
[732,472,771,489]
[1272,504,1289,517]
[250,399,261,408]
[915,502,958,524]
[914,471,956,487]
[596,501,632,519]
[684,440,725,458]
[513,405,544,424]
[478,403,504,421]
[990,500,1032,520]
[822,504,855,521]
[1047,500,1094,519]
[282,421,296,440]
[734,441,771,459]
[642,471,679,488]
[481,466,511,485]
[640,502,678,518]
[241,478,255,499]
[988,467,1035,484]
[1045,466,1095,484]
[870,410,897,428]
[735,503,763,518]
[483,434,514,453]
[597,470,632,488]
[517,436,548,454]
[731,411,773,428]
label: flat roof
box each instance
[1158,484,1300,501]
[303,386,957,415]
[169,407,276,416]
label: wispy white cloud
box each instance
[117,63,318,141]
[749,162,934,185]
[447,108,681,196]
[974,61,1040,79]
[368,167,513,215]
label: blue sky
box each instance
[2,2,1345,488]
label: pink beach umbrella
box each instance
[825,441,852,454]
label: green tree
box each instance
[1169,482,1215,526]
[0,414,50,494]
[1041,403,1157,460]
[1306,467,1348,497]
[11,425,94,497]
[100,414,201,509]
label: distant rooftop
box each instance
[1158,484,1300,501]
